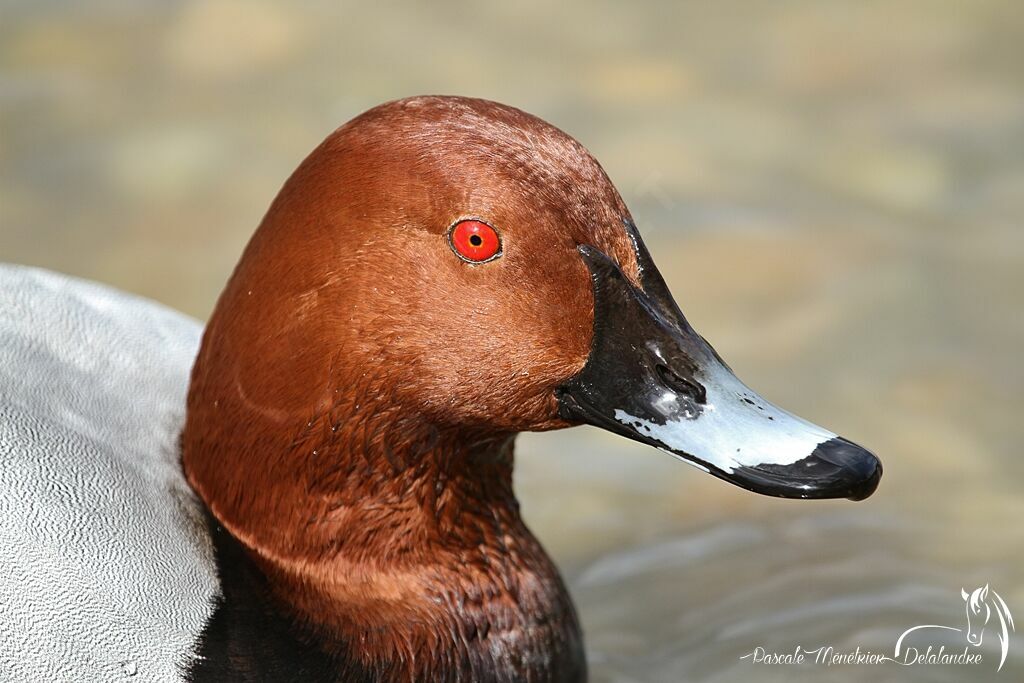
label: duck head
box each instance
[182,96,880,680]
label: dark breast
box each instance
[187,513,366,682]
[188,513,586,683]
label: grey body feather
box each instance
[0,264,218,681]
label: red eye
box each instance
[448,219,502,263]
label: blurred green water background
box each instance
[1,1,1022,681]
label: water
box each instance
[2,1,1022,680]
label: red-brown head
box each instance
[183,97,638,549]
[184,93,880,550]
[187,96,637,453]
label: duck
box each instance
[0,96,881,682]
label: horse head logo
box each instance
[896,584,1015,672]
[961,584,1014,667]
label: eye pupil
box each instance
[448,219,502,263]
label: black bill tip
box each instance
[730,436,882,501]
[817,436,883,501]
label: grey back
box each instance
[0,264,218,681]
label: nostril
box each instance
[655,364,706,403]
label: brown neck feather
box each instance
[184,379,585,681]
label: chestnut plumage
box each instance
[181,95,880,682]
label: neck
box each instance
[184,396,585,682]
